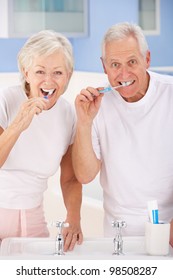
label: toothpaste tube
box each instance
[147,200,159,224]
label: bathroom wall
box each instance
[0,0,173,201]
[0,0,173,72]
[1,0,173,238]
[73,0,173,71]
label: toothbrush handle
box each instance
[99,87,111,93]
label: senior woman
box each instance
[0,30,83,251]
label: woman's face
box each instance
[24,51,71,109]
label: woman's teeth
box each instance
[42,88,55,96]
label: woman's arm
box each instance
[0,97,48,167]
[60,144,83,251]
[0,125,21,167]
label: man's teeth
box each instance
[120,81,133,86]
[42,88,55,95]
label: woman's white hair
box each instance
[18,30,74,93]
[101,22,149,59]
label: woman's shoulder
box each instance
[0,85,24,99]
[57,96,75,112]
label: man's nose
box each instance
[119,65,130,77]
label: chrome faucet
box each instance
[112,220,126,255]
[53,221,69,255]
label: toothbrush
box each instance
[99,81,132,93]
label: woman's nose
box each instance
[45,73,52,80]
[43,73,55,85]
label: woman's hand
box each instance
[11,97,48,133]
[62,218,83,251]
[0,97,48,167]
[60,145,83,251]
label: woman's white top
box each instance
[0,85,75,209]
[92,71,173,236]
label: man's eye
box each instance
[129,59,137,65]
[111,62,118,68]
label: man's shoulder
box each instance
[149,70,173,86]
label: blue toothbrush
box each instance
[99,81,132,93]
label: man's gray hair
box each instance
[102,22,149,59]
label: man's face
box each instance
[102,36,151,102]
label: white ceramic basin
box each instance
[0,236,173,259]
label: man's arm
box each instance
[72,87,103,183]
[72,122,101,183]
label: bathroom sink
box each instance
[0,236,173,259]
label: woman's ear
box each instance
[100,57,107,74]
[23,68,30,83]
[68,71,73,80]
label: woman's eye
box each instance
[36,70,44,75]
[54,71,62,76]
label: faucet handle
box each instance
[52,221,69,256]
[112,220,126,255]
[54,221,69,228]
[55,221,69,235]
[112,220,126,235]
[112,220,126,229]
[49,221,69,235]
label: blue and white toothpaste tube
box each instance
[147,200,159,224]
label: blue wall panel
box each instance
[0,0,172,72]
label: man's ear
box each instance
[100,57,107,74]
[146,50,151,69]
